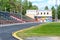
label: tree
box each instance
[28,2,38,10]
[29,5,38,10]
[22,0,29,15]
[0,0,38,15]
[51,6,56,19]
[9,0,17,12]
[22,0,38,15]
[28,1,32,9]
[57,5,60,19]
[45,6,49,10]
[14,0,21,12]
[0,0,15,12]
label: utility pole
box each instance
[55,0,58,22]
[10,9,11,13]
[5,7,6,12]
[21,0,22,20]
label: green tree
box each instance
[22,0,29,15]
[57,5,60,19]
[22,0,38,15]
[9,0,17,12]
[28,1,32,9]
[51,6,56,19]
[29,5,38,10]
[45,6,49,10]
[0,0,38,15]
[15,0,21,12]
[0,0,17,12]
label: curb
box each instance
[12,22,42,40]
[12,31,23,40]
[12,22,59,40]
[12,25,36,40]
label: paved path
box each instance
[0,22,41,40]
[25,37,60,40]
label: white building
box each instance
[26,10,37,19]
[26,10,52,22]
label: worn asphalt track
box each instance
[0,22,41,40]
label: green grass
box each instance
[16,22,60,38]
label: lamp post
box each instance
[5,7,6,12]
[21,0,22,20]
[55,0,58,22]
[10,9,11,13]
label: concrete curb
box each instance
[12,22,60,40]
[12,25,37,40]
[12,31,23,40]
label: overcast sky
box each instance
[28,0,60,10]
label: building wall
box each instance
[35,10,52,16]
[26,10,37,19]
[26,10,52,22]
[26,14,35,19]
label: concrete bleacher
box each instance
[0,12,23,24]
[10,13,34,22]
[0,11,34,24]
[0,12,15,20]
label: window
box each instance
[44,12,45,15]
[47,12,49,15]
[41,12,42,15]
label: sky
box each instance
[28,0,60,10]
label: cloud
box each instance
[32,3,48,10]
[28,0,60,10]
[31,0,48,10]
[57,0,60,5]
[28,0,36,2]
[47,0,56,6]
[28,0,44,2]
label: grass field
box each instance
[16,22,60,38]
